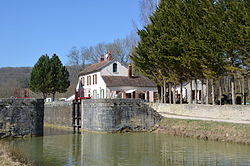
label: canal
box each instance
[4,127,250,166]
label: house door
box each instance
[100,89,104,99]
[93,90,97,99]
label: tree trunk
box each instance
[163,80,166,103]
[161,86,163,103]
[201,79,204,104]
[206,79,209,104]
[169,83,172,104]
[248,79,250,96]
[180,81,183,104]
[43,93,47,100]
[189,80,192,104]
[173,83,176,104]
[52,93,56,102]
[242,77,245,105]
[219,79,222,105]
[231,76,235,105]
[194,79,198,104]
[211,79,215,105]
[158,88,160,103]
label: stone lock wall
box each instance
[0,98,44,138]
[81,99,162,132]
[44,101,72,127]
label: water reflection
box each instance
[7,128,250,166]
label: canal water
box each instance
[5,127,250,166]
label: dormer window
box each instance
[113,63,117,73]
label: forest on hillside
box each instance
[0,66,79,98]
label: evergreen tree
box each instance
[218,0,250,104]
[48,54,70,101]
[49,54,61,99]
[133,0,228,104]
[29,55,51,99]
[30,54,70,100]
[57,66,70,94]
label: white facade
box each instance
[101,62,128,76]
[76,61,128,99]
[76,60,157,102]
[77,71,106,98]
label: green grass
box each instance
[157,118,250,144]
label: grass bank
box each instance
[0,141,35,166]
[156,118,250,145]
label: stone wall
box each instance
[44,101,72,127]
[149,103,250,121]
[0,98,44,138]
[81,99,162,132]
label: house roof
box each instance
[79,60,115,76]
[102,76,157,87]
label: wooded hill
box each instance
[0,66,80,98]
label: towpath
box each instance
[159,112,250,125]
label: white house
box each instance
[75,53,158,102]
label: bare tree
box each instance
[67,47,85,81]
[70,37,137,66]
[81,43,106,64]
[107,38,131,65]
[139,0,159,25]
[67,47,81,66]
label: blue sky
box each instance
[0,0,141,67]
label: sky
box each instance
[0,0,142,67]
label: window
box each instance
[92,74,97,85]
[86,75,97,85]
[95,74,97,84]
[87,76,91,85]
[81,77,85,86]
[80,78,83,87]
[113,63,117,73]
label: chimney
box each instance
[106,51,112,61]
[100,55,104,62]
[128,65,132,78]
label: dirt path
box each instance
[159,112,250,124]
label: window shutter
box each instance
[82,77,85,86]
